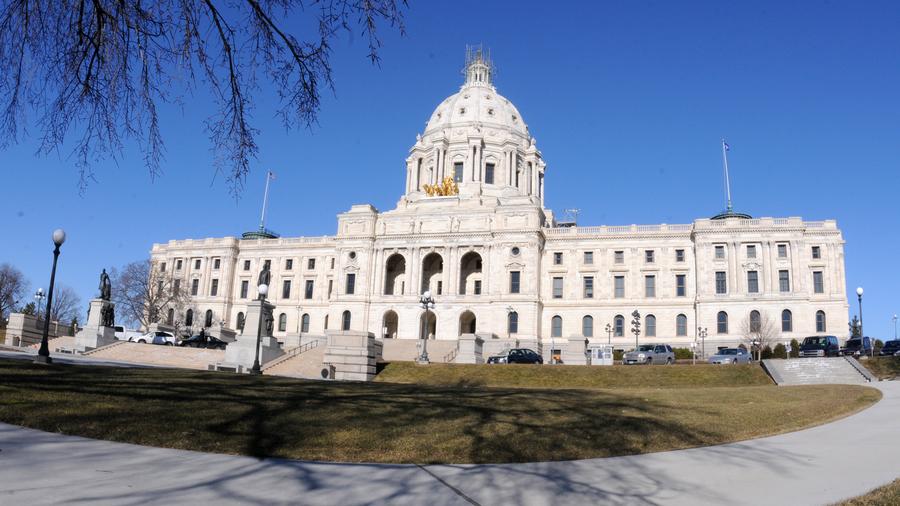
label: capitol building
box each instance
[150,50,849,358]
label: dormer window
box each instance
[487,108,494,116]
[459,107,466,114]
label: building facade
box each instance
[150,50,849,353]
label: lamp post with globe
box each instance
[418,291,435,363]
[250,282,269,375]
[856,287,869,357]
[35,229,66,364]
[34,288,45,321]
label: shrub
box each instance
[761,345,774,360]
[772,343,787,359]
[874,339,884,355]
[613,350,624,361]
[789,339,800,358]
[673,347,694,360]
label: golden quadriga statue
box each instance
[423,176,459,197]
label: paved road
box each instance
[0,348,175,369]
[0,356,897,505]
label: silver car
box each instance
[623,344,675,365]
[708,348,752,364]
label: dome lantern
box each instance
[464,46,493,87]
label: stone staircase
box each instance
[81,340,127,356]
[379,338,458,363]
[762,357,874,385]
[86,342,225,370]
[263,346,326,379]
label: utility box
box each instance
[588,344,614,366]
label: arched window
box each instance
[324,314,329,330]
[341,310,351,331]
[645,315,656,337]
[508,311,518,335]
[278,313,287,332]
[185,309,193,327]
[551,315,562,338]
[676,314,688,336]
[816,310,826,332]
[717,311,728,334]
[782,309,793,332]
[205,309,213,328]
[301,313,310,333]
[614,315,624,337]
[236,312,245,331]
[582,315,593,337]
[167,308,174,326]
[750,310,761,333]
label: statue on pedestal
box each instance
[99,269,112,301]
[257,264,271,294]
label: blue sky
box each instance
[1,1,898,338]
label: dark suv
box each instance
[487,348,543,364]
[841,337,873,357]
[799,335,840,357]
[879,340,900,356]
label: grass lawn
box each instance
[375,362,774,389]
[859,356,900,380]
[0,359,880,464]
[835,479,900,505]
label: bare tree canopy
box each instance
[49,285,82,324]
[0,0,407,194]
[0,263,28,318]
[740,311,780,360]
[111,260,189,329]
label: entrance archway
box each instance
[383,310,398,339]
[384,254,406,295]
[458,251,483,295]
[419,311,436,339]
[421,252,443,295]
[459,311,476,335]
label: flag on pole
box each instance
[268,171,277,180]
[723,140,730,151]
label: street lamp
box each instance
[856,287,869,357]
[34,288,45,320]
[35,229,66,364]
[418,291,435,363]
[893,314,898,340]
[605,323,613,345]
[631,310,641,350]
[250,282,268,375]
[698,326,708,359]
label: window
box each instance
[645,250,655,263]
[305,280,314,299]
[307,258,315,270]
[285,259,293,270]
[193,259,200,270]
[614,275,625,298]
[777,244,787,258]
[552,277,563,299]
[717,311,728,334]
[816,310,826,332]
[582,315,593,337]
[236,312,245,331]
[345,273,356,295]
[240,280,248,298]
[185,309,193,327]
[453,162,463,182]
[243,260,250,271]
[324,315,329,330]
[583,276,594,298]
[676,274,686,297]
[614,315,624,337]
[747,271,759,293]
[782,309,793,332]
[263,259,271,270]
[813,271,824,293]
[330,258,335,269]
[437,280,443,295]
[614,250,624,264]
[328,279,333,298]
[485,163,495,184]
[204,310,213,328]
[301,313,310,333]
[584,251,593,264]
[750,310,761,333]
[676,314,688,336]
[553,252,563,265]
[158,280,163,293]
[746,245,756,258]
[174,279,181,295]
[474,280,482,295]
[812,246,821,259]
[645,275,656,298]
[176,259,183,270]
[191,279,199,296]
[210,279,219,296]
[282,279,292,299]
[715,271,727,294]
[675,249,685,262]
[646,314,656,337]
[779,270,790,292]
[510,271,521,294]
[551,315,562,338]
[278,313,287,332]
[160,262,167,272]
[715,245,725,259]
[508,311,518,334]
[341,310,352,331]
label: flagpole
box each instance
[259,171,273,231]
[721,139,733,213]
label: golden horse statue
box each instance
[423,176,459,197]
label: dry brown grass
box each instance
[834,479,900,506]
[859,356,900,380]
[0,359,880,464]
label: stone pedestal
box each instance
[207,322,237,343]
[560,336,588,365]
[74,299,116,352]
[457,333,484,364]
[222,299,284,370]
[323,330,383,381]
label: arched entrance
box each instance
[459,311,476,335]
[458,251,483,295]
[383,310,399,339]
[421,252,443,295]
[419,311,436,339]
[384,254,406,295]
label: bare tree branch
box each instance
[110,259,190,329]
[0,263,29,319]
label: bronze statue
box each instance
[99,268,112,301]
[100,303,115,327]
[257,264,271,297]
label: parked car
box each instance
[841,336,874,357]
[624,344,675,365]
[112,325,143,342]
[178,334,228,350]
[708,348,752,364]
[798,335,840,357]
[487,348,543,364]
[131,331,176,346]
[879,340,900,357]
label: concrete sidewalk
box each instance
[0,379,897,505]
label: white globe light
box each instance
[856,287,864,296]
[258,284,269,296]
[422,290,432,299]
[52,228,66,246]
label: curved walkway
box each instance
[0,382,897,505]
